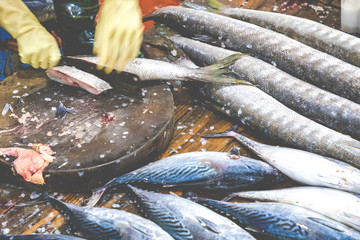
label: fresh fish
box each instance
[86,148,286,207]
[170,36,360,140]
[46,66,112,95]
[2,103,13,116]
[66,55,249,85]
[0,234,85,240]
[56,101,76,119]
[215,7,360,67]
[127,186,256,240]
[147,6,360,103]
[203,127,360,194]
[226,186,360,231]
[192,197,360,240]
[48,196,174,240]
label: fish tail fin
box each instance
[85,185,109,207]
[221,193,236,202]
[202,124,239,139]
[194,53,251,85]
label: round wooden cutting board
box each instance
[0,69,174,192]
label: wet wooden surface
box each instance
[0,0,342,237]
[0,70,174,192]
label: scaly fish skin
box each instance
[67,55,248,84]
[0,234,85,240]
[228,186,360,231]
[170,36,360,140]
[193,198,360,240]
[48,196,174,240]
[46,66,112,95]
[204,130,360,194]
[109,151,285,189]
[128,186,256,240]
[86,150,286,207]
[217,8,360,67]
[149,6,360,103]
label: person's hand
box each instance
[16,27,61,69]
[94,0,144,74]
[0,0,61,69]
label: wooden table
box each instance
[0,0,341,236]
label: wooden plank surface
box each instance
[0,0,343,236]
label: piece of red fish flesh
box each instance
[0,144,55,185]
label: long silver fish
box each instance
[193,197,360,240]
[203,128,360,194]
[170,36,360,140]
[127,186,256,240]
[0,235,85,240]
[148,6,360,103]
[226,186,360,231]
[48,196,174,240]
[215,7,360,67]
[86,148,286,207]
[46,66,112,95]
[66,54,249,85]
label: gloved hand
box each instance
[0,0,61,69]
[94,0,144,74]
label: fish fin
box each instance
[308,217,345,232]
[181,0,225,11]
[56,101,76,119]
[85,185,108,207]
[202,125,238,139]
[127,186,193,240]
[194,53,252,85]
[15,192,49,207]
[244,226,261,233]
[221,193,237,202]
[196,216,221,234]
[227,146,241,158]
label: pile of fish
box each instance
[4,4,360,240]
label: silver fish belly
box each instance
[48,196,174,240]
[128,186,256,240]
[228,186,360,231]
[194,198,360,240]
[218,8,360,67]
[149,6,360,103]
[170,36,360,140]
[203,129,360,193]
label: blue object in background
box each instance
[0,27,12,81]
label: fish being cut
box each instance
[46,66,112,95]
[0,144,55,185]
[170,36,360,140]
[227,186,360,231]
[148,6,360,103]
[215,7,360,67]
[193,197,360,240]
[128,186,256,240]
[66,54,249,85]
[86,148,286,207]
[203,128,360,194]
[48,196,174,240]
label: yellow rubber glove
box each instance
[0,0,61,69]
[94,0,144,74]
